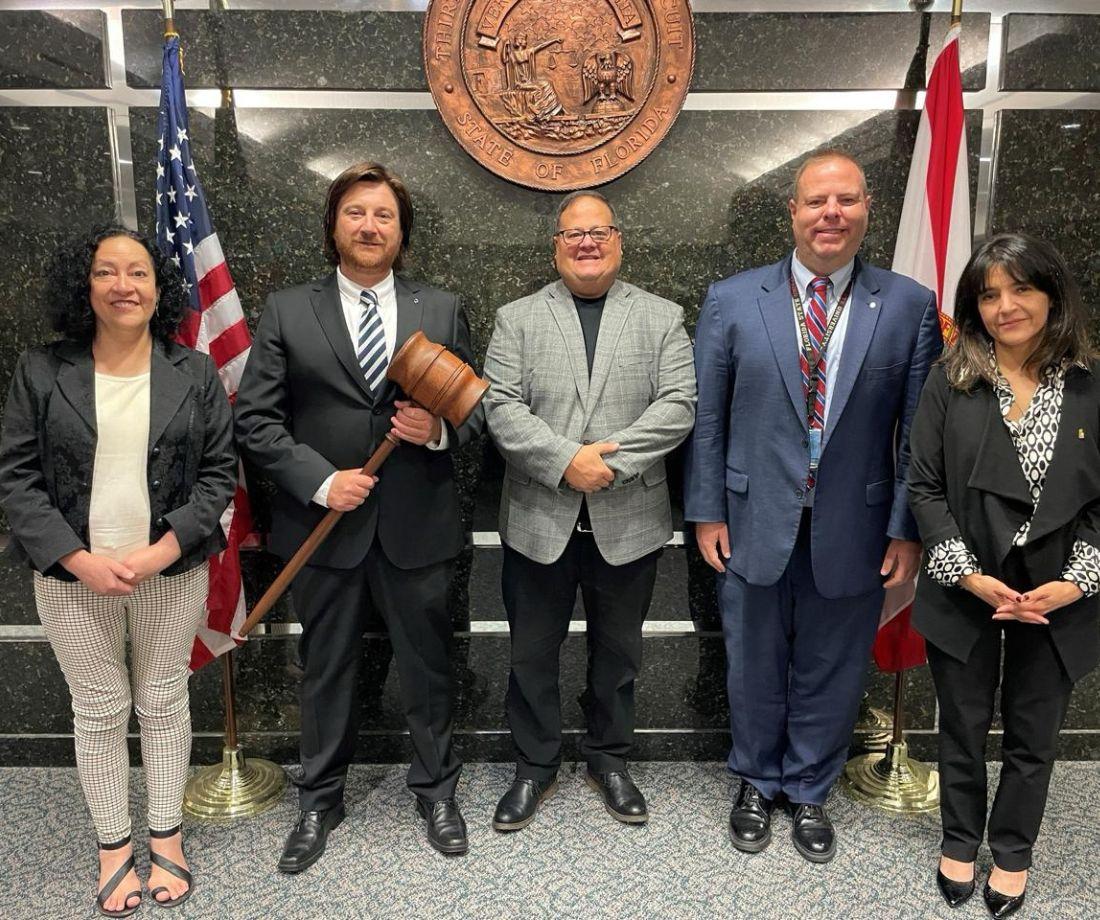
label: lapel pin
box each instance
[1079,428,1086,439]
[413,297,420,304]
[869,301,877,309]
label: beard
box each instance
[335,234,397,276]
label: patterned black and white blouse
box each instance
[926,359,1100,596]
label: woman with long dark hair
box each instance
[0,227,236,916]
[908,233,1099,917]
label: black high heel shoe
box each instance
[96,835,142,918]
[936,868,976,908]
[983,880,1026,919]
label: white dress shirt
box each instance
[790,252,855,506]
[789,251,856,431]
[312,268,447,508]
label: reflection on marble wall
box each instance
[0,11,106,88]
[992,110,1100,323]
[122,10,425,91]
[694,12,988,91]
[118,10,991,93]
[1003,14,1100,92]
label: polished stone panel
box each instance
[122,10,425,90]
[0,107,116,484]
[0,11,106,89]
[991,110,1100,323]
[1003,14,1100,92]
[694,13,988,92]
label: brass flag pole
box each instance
[166,0,285,821]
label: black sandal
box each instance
[148,826,193,909]
[96,836,142,918]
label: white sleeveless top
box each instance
[88,371,152,561]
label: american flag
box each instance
[155,33,254,670]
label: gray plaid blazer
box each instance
[483,279,696,565]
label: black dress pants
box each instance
[291,536,460,811]
[927,618,1074,871]
[502,533,659,781]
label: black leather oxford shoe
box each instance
[728,781,774,853]
[585,770,649,824]
[789,802,836,863]
[936,869,976,908]
[415,797,469,856]
[276,804,346,874]
[492,778,558,832]
[983,881,1026,919]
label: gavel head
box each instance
[387,330,489,429]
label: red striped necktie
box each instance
[799,275,831,432]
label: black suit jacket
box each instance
[0,339,237,580]
[234,272,483,570]
[907,361,1100,681]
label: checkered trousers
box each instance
[34,564,209,844]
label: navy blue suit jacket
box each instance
[684,255,942,598]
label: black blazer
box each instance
[234,273,484,570]
[0,339,238,580]
[907,361,1100,681]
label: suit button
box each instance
[151,446,160,457]
[372,407,383,416]
[582,439,591,445]
[794,489,804,500]
[155,517,165,528]
[151,479,161,489]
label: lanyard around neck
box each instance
[789,272,855,422]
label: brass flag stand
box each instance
[854,692,892,753]
[156,0,286,821]
[184,650,286,821]
[842,671,939,815]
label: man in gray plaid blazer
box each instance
[483,191,696,831]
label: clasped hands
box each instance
[60,531,183,596]
[327,400,443,512]
[960,573,1083,626]
[564,441,620,493]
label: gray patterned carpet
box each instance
[1,761,1097,919]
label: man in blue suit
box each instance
[684,150,942,863]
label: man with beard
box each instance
[236,162,482,869]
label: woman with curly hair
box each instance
[0,227,237,916]
[908,233,1100,918]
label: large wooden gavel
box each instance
[239,331,489,637]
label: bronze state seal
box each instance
[424,0,694,190]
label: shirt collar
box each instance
[790,251,855,301]
[336,266,395,304]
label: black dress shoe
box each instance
[729,781,773,853]
[585,769,648,824]
[937,869,976,908]
[789,802,836,863]
[415,797,469,856]
[277,804,345,874]
[983,881,1026,918]
[492,778,558,832]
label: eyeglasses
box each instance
[554,225,618,245]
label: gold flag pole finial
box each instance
[161,0,177,39]
[952,0,964,27]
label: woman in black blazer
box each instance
[0,227,236,916]
[908,233,1099,918]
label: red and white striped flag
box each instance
[156,34,254,670]
[874,19,970,672]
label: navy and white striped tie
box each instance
[357,289,388,392]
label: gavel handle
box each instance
[239,432,401,637]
